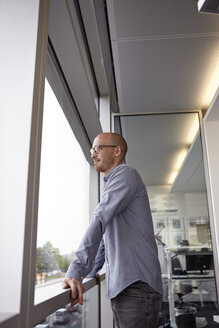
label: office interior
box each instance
[1,1,219,328]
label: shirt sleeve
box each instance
[66,165,140,281]
[87,238,105,278]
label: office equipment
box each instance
[165,249,215,327]
[173,272,214,279]
[186,252,214,274]
[171,257,184,275]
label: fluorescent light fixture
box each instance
[168,149,188,184]
[198,0,219,14]
[168,171,178,185]
[202,60,219,108]
[198,0,207,11]
[175,149,188,170]
[168,115,200,185]
[186,115,199,144]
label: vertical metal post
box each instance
[98,282,101,328]
[19,1,50,327]
[165,248,177,328]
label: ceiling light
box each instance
[198,0,219,14]
[168,171,178,185]
[175,149,188,170]
[167,114,200,185]
[202,60,219,108]
[167,149,188,184]
[186,115,199,144]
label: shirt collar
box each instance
[103,164,125,183]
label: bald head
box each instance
[91,133,128,175]
[97,132,127,161]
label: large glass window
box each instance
[36,80,89,285]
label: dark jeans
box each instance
[111,281,162,328]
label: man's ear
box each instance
[115,145,122,158]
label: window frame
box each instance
[0,1,103,327]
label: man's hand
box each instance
[61,277,84,306]
[95,274,101,284]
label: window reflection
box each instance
[34,304,82,328]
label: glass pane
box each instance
[114,113,219,326]
[33,286,99,328]
[36,80,89,285]
[82,286,99,328]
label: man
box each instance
[62,132,162,328]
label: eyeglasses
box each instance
[90,145,117,155]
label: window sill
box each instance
[0,273,106,327]
[32,273,105,325]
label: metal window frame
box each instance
[0,0,105,327]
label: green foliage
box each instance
[36,241,74,274]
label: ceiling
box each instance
[106,0,219,113]
[51,0,219,192]
[103,0,219,191]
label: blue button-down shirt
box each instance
[66,164,162,298]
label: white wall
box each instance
[203,91,219,301]
[148,185,208,218]
[204,121,219,248]
[147,185,209,248]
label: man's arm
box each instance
[63,166,140,303]
[62,239,105,306]
[87,238,105,278]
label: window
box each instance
[34,286,99,328]
[36,80,89,285]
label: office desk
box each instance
[172,251,215,303]
[161,248,216,327]
[172,271,216,303]
[173,271,215,280]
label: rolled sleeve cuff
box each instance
[66,264,84,283]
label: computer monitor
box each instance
[185,253,214,274]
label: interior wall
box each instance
[147,185,209,248]
[204,120,219,244]
[203,112,219,301]
[148,185,208,217]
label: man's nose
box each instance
[91,151,97,159]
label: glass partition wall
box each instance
[114,112,218,327]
